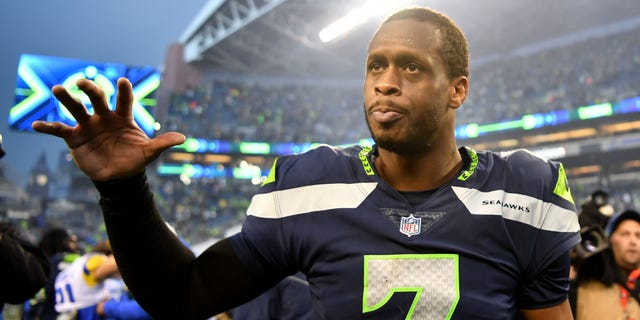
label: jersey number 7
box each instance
[363,254,460,319]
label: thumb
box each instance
[148,132,186,157]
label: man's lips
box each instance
[371,110,403,123]
[368,100,406,124]
[626,249,640,255]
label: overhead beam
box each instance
[182,0,287,63]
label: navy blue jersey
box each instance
[230,145,580,319]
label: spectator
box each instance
[0,222,49,314]
[574,209,640,319]
[96,284,152,320]
[24,228,81,320]
[54,240,118,319]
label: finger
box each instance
[115,78,134,118]
[76,78,111,115]
[31,121,74,139]
[51,85,91,124]
[148,132,186,158]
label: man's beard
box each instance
[363,103,437,156]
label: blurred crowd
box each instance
[152,175,256,243]
[165,81,368,145]
[165,25,640,144]
[459,25,640,124]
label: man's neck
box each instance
[374,146,463,192]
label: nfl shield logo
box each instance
[400,214,422,237]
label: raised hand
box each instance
[32,78,185,181]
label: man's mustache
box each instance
[366,99,406,111]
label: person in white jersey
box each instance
[54,240,118,320]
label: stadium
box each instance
[2,0,640,318]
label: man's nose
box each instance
[374,69,401,96]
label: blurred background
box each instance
[1,0,639,250]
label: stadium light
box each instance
[318,0,412,43]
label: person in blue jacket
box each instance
[96,290,151,320]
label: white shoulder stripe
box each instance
[451,186,579,233]
[247,182,378,219]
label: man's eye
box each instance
[406,63,419,72]
[369,62,382,71]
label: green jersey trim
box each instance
[457,147,478,181]
[553,163,575,205]
[262,158,279,186]
[359,146,375,176]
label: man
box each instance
[32,7,580,319]
[574,209,640,319]
[24,228,81,320]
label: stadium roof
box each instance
[178,0,640,79]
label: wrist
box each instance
[93,171,147,199]
[94,171,154,214]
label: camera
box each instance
[573,225,609,261]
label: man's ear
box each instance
[448,76,468,109]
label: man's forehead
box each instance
[368,19,440,51]
[614,219,640,234]
[619,219,640,227]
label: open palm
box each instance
[32,78,185,181]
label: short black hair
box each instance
[38,227,74,256]
[382,7,469,80]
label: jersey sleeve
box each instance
[503,150,581,309]
[82,254,108,286]
[517,250,572,309]
[229,145,356,280]
[229,154,299,282]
